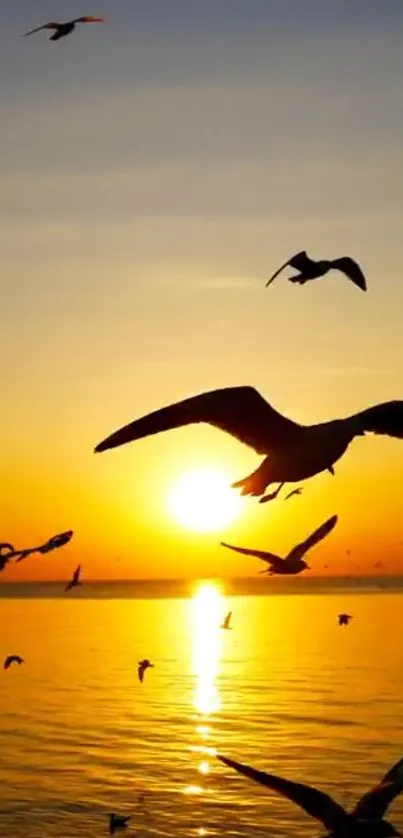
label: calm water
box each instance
[1,583,403,837]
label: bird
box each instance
[217,753,403,838]
[221,515,337,575]
[109,813,130,835]
[220,611,233,630]
[338,613,353,626]
[265,250,367,291]
[138,659,153,683]
[23,17,104,41]
[14,530,74,562]
[285,487,303,501]
[65,565,81,592]
[259,482,284,504]
[4,655,24,670]
[0,543,16,571]
[93,386,403,500]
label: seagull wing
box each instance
[287,515,338,563]
[23,22,60,36]
[73,565,81,584]
[352,757,403,820]
[223,611,232,628]
[73,16,105,23]
[217,755,347,831]
[138,664,145,683]
[95,386,300,456]
[349,401,403,441]
[220,542,281,566]
[330,257,367,291]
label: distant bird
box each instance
[94,386,403,499]
[65,565,81,592]
[221,611,233,630]
[221,515,337,576]
[23,17,104,41]
[4,655,24,670]
[259,482,284,504]
[217,753,403,838]
[375,561,383,569]
[138,659,153,683]
[266,251,367,291]
[285,487,303,501]
[109,813,130,835]
[338,613,353,626]
[0,543,16,571]
[14,530,74,562]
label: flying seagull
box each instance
[220,611,233,630]
[138,659,154,683]
[217,753,403,837]
[266,251,367,291]
[109,813,130,835]
[14,530,74,562]
[0,543,16,571]
[285,487,303,501]
[4,655,24,670]
[94,387,403,499]
[65,564,81,592]
[259,482,284,504]
[221,515,337,575]
[23,17,104,41]
[338,613,353,626]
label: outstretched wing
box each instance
[350,402,403,440]
[95,387,300,455]
[220,541,281,566]
[217,755,347,831]
[287,515,338,563]
[265,251,316,287]
[23,22,60,36]
[73,565,81,584]
[73,16,105,23]
[330,257,367,291]
[352,757,403,820]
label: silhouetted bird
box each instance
[259,482,284,504]
[266,251,367,291]
[375,561,383,569]
[65,565,81,592]
[138,659,153,683]
[285,487,303,501]
[217,753,403,838]
[94,387,403,499]
[4,655,24,670]
[24,17,104,41]
[221,515,337,575]
[338,613,353,626]
[14,530,74,562]
[109,813,130,835]
[220,611,233,630]
[0,543,16,571]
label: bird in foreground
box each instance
[94,387,403,499]
[285,487,303,501]
[221,515,337,575]
[217,753,403,837]
[65,565,81,592]
[4,655,24,670]
[220,611,233,630]
[24,17,104,41]
[0,543,16,571]
[265,250,367,291]
[109,813,130,835]
[138,659,153,683]
[338,613,353,626]
[14,530,74,562]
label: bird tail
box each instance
[232,460,271,497]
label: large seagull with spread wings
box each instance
[24,17,104,41]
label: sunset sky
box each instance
[1,1,403,580]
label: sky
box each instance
[1,1,403,580]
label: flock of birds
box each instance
[7,11,403,838]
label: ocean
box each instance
[1,579,403,837]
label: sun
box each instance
[168,468,243,533]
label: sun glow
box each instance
[168,468,243,533]
[191,582,223,715]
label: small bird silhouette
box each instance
[14,530,74,562]
[24,17,104,41]
[65,565,81,592]
[266,251,367,291]
[217,753,403,838]
[259,482,284,504]
[4,655,24,670]
[220,611,233,630]
[221,515,337,576]
[94,386,403,499]
[0,543,16,571]
[138,659,154,683]
[338,613,353,626]
[109,813,130,835]
[285,487,303,501]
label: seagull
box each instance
[138,659,153,683]
[259,483,284,504]
[220,611,233,630]
[285,487,303,501]
[338,613,353,626]
[94,387,403,499]
[221,515,337,575]
[23,17,104,41]
[0,543,16,571]
[217,753,403,837]
[14,530,74,562]
[266,251,367,291]
[65,565,81,592]
[109,813,130,835]
[4,655,24,670]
